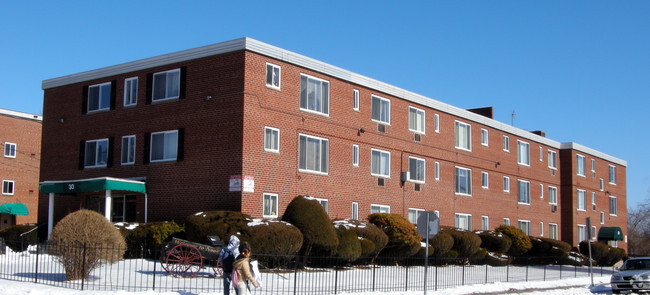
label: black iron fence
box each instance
[0,241,615,294]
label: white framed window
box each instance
[124,77,138,106]
[371,95,390,124]
[577,189,586,211]
[609,165,617,184]
[518,180,530,204]
[503,135,510,152]
[84,138,109,168]
[609,196,617,215]
[591,226,597,240]
[517,140,530,166]
[265,63,281,90]
[503,176,510,193]
[152,69,180,102]
[540,222,544,236]
[370,204,390,214]
[455,213,472,231]
[150,130,178,162]
[548,150,557,169]
[434,210,440,218]
[264,127,280,153]
[481,129,488,146]
[87,82,111,112]
[481,216,489,231]
[4,142,16,158]
[352,202,358,220]
[518,220,531,235]
[455,166,472,196]
[263,193,278,218]
[371,148,390,178]
[298,134,329,174]
[408,106,425,134]
[548,186,558,205]
[600,178,604,191]
[434,162,440,180]
[591,159,596,175]
[600,211,605,224]
[353,89,359,111]
[408,156,425,183]
[315,197,329,213]
[577,224,587,243]
[549,223,558,240]
[576,154,586,177]
[300,74,330,116]
[609,240,618,248]
[408,208,424,224]
[592,192,596,210]
[434,114,439,133]
[540,184,544,199]
[481,172,488,188]
[454,121,471,151]
[2,180,14,195]
[539,147,543,162]
[121,135,136,165]
[503,218,510,226]
[352,144,359,167]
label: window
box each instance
[150,130,178,162]
[503,135,510,152]
[518,180,530,204]
[371,204,390,214]
[263,193,278,217]
[592,226,597,240]
[548,186,558,205]
[315,198,329,213]
[504,218,510,226]
[600,211,605,224]
[265,63,281,90]
[540,222,544,236]
[481,129,488,146]
[434,114,439,133]
[549,223,558,240]
[85,138,109,168]
[353,89,359,111]
[434,162,440,180]
[2,180,14,195]
[300,74,330,116]
[576,154,586,176]
[153,69,180,101]
[408,208,424,224]
[455,166,472,195]
[609,165,617,184]
[352,202,358,220]
[408,106,425,134]
[592,192,596,210]
[124,77,138,106]
[517,140,530,166]
[609,196,617,215]
[371,95,390,124]
[408,156,425,183]
[87,82,111,112]
[591,159,596,176]
[121,135,136,165]
[577,189,586,211]
[298,134,329,174]
[609,240,618,248]
[540,184,544,199]
[371,149,390,178]
[481,172,488,188]
[455,213,472,231]
[548,150,557,169]
[503,176,510,193]
[352,145,359,166]
[600,178,604,191]
[264,127,280,153]
[518,220,530,235]
[577,225,587,243]
[454,121,471,151]
[4,142,16,158]
[539,147,543,162]
[481,216,489,231]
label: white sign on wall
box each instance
[229,175,255,192]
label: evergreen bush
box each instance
[579,241,626,266]
[368,213,421,259]
[185,211,250,245]
[441,227,481,258]
[338,219,388,261]
[477,230,512,254]
[527,237,571,264]
[558,251,588,266]
[495,225,532,256]
[603,247,626,266]
[334,226,362,263]
[0,223,38,252]
[116,221,184,258]
[430,231,454,258]
[484,251,511,266]
[240,219,303,268]
[281,196,339,259]
[469,248,488,264]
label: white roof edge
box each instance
[39,176,145,184]
[560,142,627,167]
[0,108,42,121]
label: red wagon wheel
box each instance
[210,259,223,278]
[165,244,203,278]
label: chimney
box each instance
[531,130,546,137]
[466,107,493,119]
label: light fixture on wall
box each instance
[58,118,65,123]
[203,95,212,101]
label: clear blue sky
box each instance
[1,1,648,208]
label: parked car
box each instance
[611,257,650,294]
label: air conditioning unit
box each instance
[377,124,386,133]
[414,134,421,142]
[551,205,557,212]
[377,178,385,187]
[401,171,410,182]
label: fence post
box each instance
[526,259,529,282]
[372,263,376,292]
[543,264,546,281]
[81,243,87,291]
[485,264,488,284]
[560,264,562,279]
[434,264,438,291]
[334,267,338,294]
[152,246,157,291]
[405,264,409,292]
[574,265,577,278]
[506,263,509,282]
[462,264,465,286]
[293,258,298,295]
[34,242,40,284]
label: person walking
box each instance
[232,243,259,295]
[218,235,240,295]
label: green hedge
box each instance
[478,230,512,254]
[0,224,38,252]
[527,237,571,264]
[430,231,454,258]
[484,251,511,266]
[339,219,388,261]
[240,219,303,268]
[185,211,250,245]
[559,251,588,266]
[495,225,532,256]
[441,227,481,258]
[579,241,626,266]
[368,213,421,259]
[281,196,339,258]
[334,226,362,263]
[116,221,184,259]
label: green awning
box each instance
[39,177,146,194]
[598,226,624,241]
[0,203,29,215]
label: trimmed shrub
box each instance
[337,219,388,261]
[116,221,184,258]
[185,211,250,245]
[358,238,376,258]
[484,251,511,266]
[441,227,481,258]
[0,223,38,252]
[415,242,434,258]
[240,219,303,268]
[469,248,488,264]
[334,226,362,263]
[478,230,512,254]
[495,225,532,256]
[527,237,571,264]
[579,241,626,266]
[368,213,421,259]
[559,251,588,266]
[430,231,454,258]
[281,196,339,259]
[48,209,126,280]
[603,247,626,266]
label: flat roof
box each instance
[0,108,42,122]
[41,37,626,166]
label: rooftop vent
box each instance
[467,107,493,119]
[531,130,546,137]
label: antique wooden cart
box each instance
[160,236,225,278]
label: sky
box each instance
[1,1,648,208]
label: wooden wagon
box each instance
[160,236,225,278]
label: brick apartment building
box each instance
[1,109,42,230]
[38,38,627,249]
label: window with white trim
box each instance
[300,74,330,116]
[434,114,439,133]
[518,180,530,204]
[600,178,604,191]
[85,138,109,168]
[266,63,281,90]
[124,77,138,106]
[315,198,329,213]
[600,211,605,224]
[609,165,617,184]
[455,213,472,231]
[503,218,510,226]
[434,162,440,180]
[264,127,280,153]
[408,106,425,134]
[2,180,14,195]
[609,240,618,248]
[370,204,390,214]
[548,150,557,169]
[540,184,544,199]
[481,216,489,231]
[517,140,530,166]
[87,82,112,112]
[263,193,278,218]
[591,159,596,176]
[540,222,544,236]
[548,186,558,205]
[577,189,586,211]
[518,220,530,235]
[150,130,178,162]
[371,95,390,124]
[576,154,586,177]
[352,144,359,167]
[592,226,597,240]
[503,176,510,193]
[298,134,329,174]
[549,223,558,240]
[408,208,424,224]
[153,69,180,101]
[121,135,136,165]
[503,135,510,152]
[371,149,390,178]
[539,147,543,162]
[4,142,16,158]
[481,129,488,146]
[577,224,587,243]
[352,202,358,220]
[609,196,617,215]
[455,166,472,195]
[353,89,359,111]
[454,121,471,151]
[592,192,596,210]
[408,156,425,183]
[481,172,488,188]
